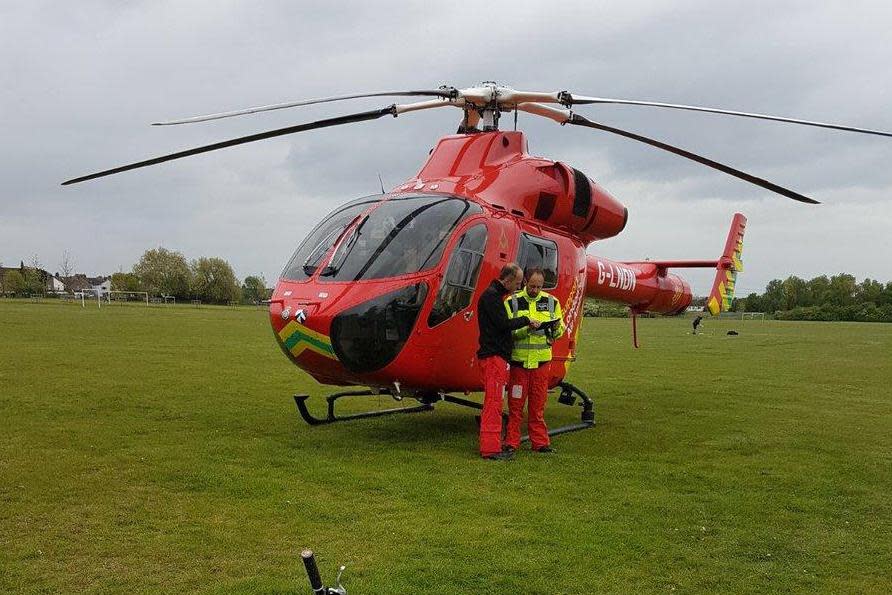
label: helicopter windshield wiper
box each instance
[302,222,357,276]
[320,215,369,277]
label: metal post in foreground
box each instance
[301,549,347,595]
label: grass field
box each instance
[1,299,890,593]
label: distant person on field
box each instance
[692,313,704,335]
[503,267,565,454]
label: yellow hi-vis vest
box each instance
[504,288,566,369]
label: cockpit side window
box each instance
[322,195,482,282]
[427,223,488,327]
[280,196,379,281]
[518,233,558,289]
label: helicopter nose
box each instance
[273,299,342,366]
[329,283,428,374]
[270,281,430,380]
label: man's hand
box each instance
[529,320,541,329]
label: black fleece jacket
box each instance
[476,279,530,360]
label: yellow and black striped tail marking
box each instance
[707,214,747,316]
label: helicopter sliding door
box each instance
[395,219,495,391]
[427,223,488,328]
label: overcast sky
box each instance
[2,1,891,295]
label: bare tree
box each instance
[59,250,75,281]
[26,254,46,296]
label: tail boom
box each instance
[584,212,747,316]
[585,255,693,315]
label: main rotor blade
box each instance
[153,89,456,125]
[62,106,396,185]
[563,95,892,138]
[568,113,820,204]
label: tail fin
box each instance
[706,213,747,315]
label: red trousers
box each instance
[479,356,510,456]
[505,363,551,450]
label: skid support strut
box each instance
[519,381,595,443]
[294,389,433,426]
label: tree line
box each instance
[113,248,269,305]
[7,249,891,320]
[737,274,892,322]
[581,274,892,323]
[0,259,49,296]
[1,249,269,305]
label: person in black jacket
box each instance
[476,263,538,460]
[692,314,704,335]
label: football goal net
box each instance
[741,312,766,321]
[107,290,150,305]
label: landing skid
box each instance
[293,382,595,440]
[293,389,433,425]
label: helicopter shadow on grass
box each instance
[274,391,484,451]
[317,392,596,452]
[340,405,480,449]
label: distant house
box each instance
[2,266,110,296]
[63,274,91,293]
[88,276,112,296]
[47,274,65,293]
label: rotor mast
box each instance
[480,82,501,131]
[461,82,504,131]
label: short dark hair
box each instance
[499,263,522,281]
[525,267,545,281]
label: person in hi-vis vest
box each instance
[503,268,565,453]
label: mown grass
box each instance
[1,299,890,593]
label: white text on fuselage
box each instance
[597,262,637,292]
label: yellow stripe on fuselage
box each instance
[277,320,337,360]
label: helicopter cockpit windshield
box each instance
[282,194,482,282]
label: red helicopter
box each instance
[64,82,892,438]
